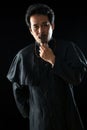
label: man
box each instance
[7,3,87,130]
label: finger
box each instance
[39,42,43,46]
[39,45,45,50]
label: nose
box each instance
[38,25,44,33]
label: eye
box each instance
[33,25,39,30]
[42,22,50,27]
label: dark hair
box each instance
[25,3,55,28]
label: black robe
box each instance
[7,39,87,130]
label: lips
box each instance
[39,34,47,44]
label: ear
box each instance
[29,27,33,35]
[52,23,55,30]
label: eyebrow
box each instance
[33,21,49,26]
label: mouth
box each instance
[39,34,47,44]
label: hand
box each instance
[39,43,55,67]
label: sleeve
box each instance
[12,82,29,118]
[53,42,87,85]
[6,52,29,118]
[6,52,27,85]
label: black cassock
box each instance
[7,39,87,130]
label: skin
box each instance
[29,14,55,67]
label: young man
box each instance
[7,3,87,130]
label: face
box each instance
[29,14,55,45]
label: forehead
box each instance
[30,14,49,24]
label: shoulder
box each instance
[11,43,35,64]
[19,43,34,55]
[56,39,75,47]
[55,39,76,52]
[55,39,81,59]
[16,43,34,58]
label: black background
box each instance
[0,1,87,130]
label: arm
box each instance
[53,42,87,85]
[12,82,29,118]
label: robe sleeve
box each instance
[6,52,27,85]
[6,52,29,118]
[12,82,29,118]
[53,41,87,85]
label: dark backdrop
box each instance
[0,2,87,130]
